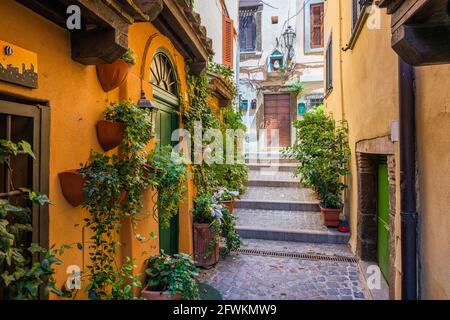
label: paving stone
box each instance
[198,244,367,301]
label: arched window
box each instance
[150,51,178,96]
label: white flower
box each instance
[210,203,224,224]
[229,190,239,197]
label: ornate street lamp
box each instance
[137,89,158,136]
[282,26,296,59]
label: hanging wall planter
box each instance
[193,223,220,269]
[96,120,126,152]
[58,170,88,207]
[96,59,132,92]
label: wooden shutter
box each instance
[310,3,324,49]
[223,15,234,68]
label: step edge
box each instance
[236,226,349,237]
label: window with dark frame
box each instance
[353,0,370,29]
[325,35,333,93]
[0,101,50,300]
[239,8,257,52]
[310,2,324,49]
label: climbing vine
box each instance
[183,71,221,196]
[80,100,154,299]
[146,146,188,229]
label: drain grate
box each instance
[235,248,358,263]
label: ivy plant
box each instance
[146,146,188,229]
[122,48,137,65]
[80,100,155,299]
[0,139,70,300]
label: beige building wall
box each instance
[324,0,450,300]
[415,65,450,300]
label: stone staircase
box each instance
[235,156,350,244]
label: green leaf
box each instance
[18,141,36,159]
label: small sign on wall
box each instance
[0,40,38,89]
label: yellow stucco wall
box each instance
[415,65,450,300]
[0,0,194,299]
[324,1,450,300]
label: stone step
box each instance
[240,186,317,202]
[247,169,301,188]
[247,163,298,172]
[247,180,301,188]
[237,227,350,244]
[235,209,348,244]
[237,186,319,211]
[236,199,319,211]
[248,169,298,181]
[246,158,298,164]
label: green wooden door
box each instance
[155,99,179,255]
[377,163,390,282]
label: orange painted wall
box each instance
[0,0,194,299]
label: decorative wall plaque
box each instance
[0,40,38,89]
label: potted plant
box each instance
[192,195,223,268]
[213,187,239,214]
[283,107,350,228]
[58,169,88,207]
[97,48,137,92]
[141,252,199,300]
[96,99,152,152]
[192,193,241,267]
[146,146,188,229]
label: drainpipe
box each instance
[398,58,417,300]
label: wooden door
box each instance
[264,94,291,147]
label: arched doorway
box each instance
[150,50,180,254]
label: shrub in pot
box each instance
[97,48,137,92]
[213,187,239,214]
[193,194,241,268]
[141,252,199,300]
[193,195,222,268]
[284,106,350,227]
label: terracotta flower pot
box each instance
[320,206,342,228]
[193,223,219,269]
[220,200,235,214]
[96,59,132,92]
[141,288,181,300]
[58,170,88,207]
[96,120,125,152]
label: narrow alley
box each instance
[199,153,367,300]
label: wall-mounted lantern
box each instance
[251,99,257,109]
[282,26,296,58]
[137,89,158,136]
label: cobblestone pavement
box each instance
[236,209,326,231]
[198,241,367,300]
